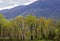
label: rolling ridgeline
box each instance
[0,0,60,20]
[0,14,60,41]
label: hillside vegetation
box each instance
[0,14,60,41]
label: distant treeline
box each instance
[0,14,60,41]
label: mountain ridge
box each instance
[0,0,60,20]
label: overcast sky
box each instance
[0,0,37,10]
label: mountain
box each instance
[0,0,60,20]
[0,5,26,19]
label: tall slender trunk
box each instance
[30,24,33,40]
[35,23,37,39]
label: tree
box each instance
[0,14,8,37]
[25,15,37,40]
[54,20,60,41]
[37,17,46,39]
[9,16,25,40]
[44,18,55,39]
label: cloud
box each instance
[0,0,37,10]
[24,0,37,5]
[0,0,3,3]
[0,4,18,10]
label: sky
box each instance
[0,0,37,10]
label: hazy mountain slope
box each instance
[0,0,60,20]
[0,5,25,19]
[22,0,60,19]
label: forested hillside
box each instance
[0,14,60,41]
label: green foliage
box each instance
[0,14,8,37]
[0,14,60,41]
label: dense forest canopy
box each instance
[0,14,60,41]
